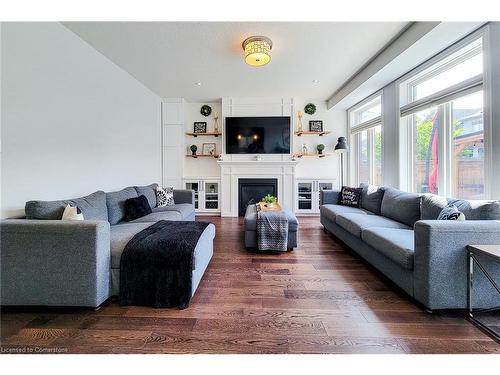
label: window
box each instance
[349,94,383,186]
[400,36,485,199]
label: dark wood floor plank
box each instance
[1,216,496,353]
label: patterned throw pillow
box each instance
[155,187,175,207]
[61,204,84,221]
[338,186,363,208]
[437,204,466,221]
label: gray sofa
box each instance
[320,184,500,310]
[0,183,215,307]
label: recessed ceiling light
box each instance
[195,82,202,86]
[312,79,319,84]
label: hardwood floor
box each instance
[1,216,498,354]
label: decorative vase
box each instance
[213,111,219,134]
[297,111,303,132]
[190,145,197,155]
[302,143,308,155]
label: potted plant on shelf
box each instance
[190,144,197,156]
[261,194,278,208]
[317,144,325,155]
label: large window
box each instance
[400,36,485,199]
[349,94,383,186]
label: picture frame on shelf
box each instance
[202,142,217,156]
[309,120,323,132]
[193,122,207,133]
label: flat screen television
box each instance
[225,116,291,154]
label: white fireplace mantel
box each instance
[218,159,298,217]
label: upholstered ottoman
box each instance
[244,205,298,250]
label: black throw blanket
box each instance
[119,220,210,309]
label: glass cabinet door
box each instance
[298,182,313,210]
[185,182,199,210]
[204,182,219,210]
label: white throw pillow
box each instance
[155,187,175,207]
[61,204,84,221]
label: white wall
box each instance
[1,23,162,218]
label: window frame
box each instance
[397,27,490,198]
[348,91,384,186]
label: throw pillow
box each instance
[338,186,363,208]
[155,187,175,207]
[437,204,466,221]
[61,204,84,221]
[124,195,152,221]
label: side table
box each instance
[467,245,500,343]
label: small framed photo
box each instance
[309,120,323,132]
[193,122,207,133]
[202,143,217,156]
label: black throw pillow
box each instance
[338,186,363,208]
[124,195,152,222]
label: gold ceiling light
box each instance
[242,36,272,67]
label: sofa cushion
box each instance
[362,227,415,270]
[420,193,448,220]
[124,195,153,222]
[106,187,138,225]
[360,183,385,215]
[452,199,500,220]
[420,193,500,220]
[244,207,299,232]
[134,183,158,209]
[381,187,421,227]
[126,210,182,223]
[110,223,152,269]
[152,203,195,220]
[25,191,108,221]
[320,204,371,223]
[336,212,410,238]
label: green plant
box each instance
[261,194,277,204]
[190,144,197,155]
[316,144,325,154]
[304,103,316,115]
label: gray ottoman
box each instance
[244,205,298,250]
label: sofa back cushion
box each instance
[381,187,421,227]
[106,187,138,225]
[421,193,500,220]
[134,183,158,209]
[359,183,385,215]
[25,191,108,221]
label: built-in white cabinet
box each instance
[184,178,220,214]
[295,179,337,214]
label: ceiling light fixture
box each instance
[195,82,202,86]
[242,36,272,67]
[312,79,319,84]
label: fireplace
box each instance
[238,178,278,216]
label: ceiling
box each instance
[64,22,408,102]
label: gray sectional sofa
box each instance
[320,184,500,310]
[0,183,215,307]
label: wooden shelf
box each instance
[186,154,220,159]
[294,153,331,159]
[186,132,222,137]
[294,131,331,137]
